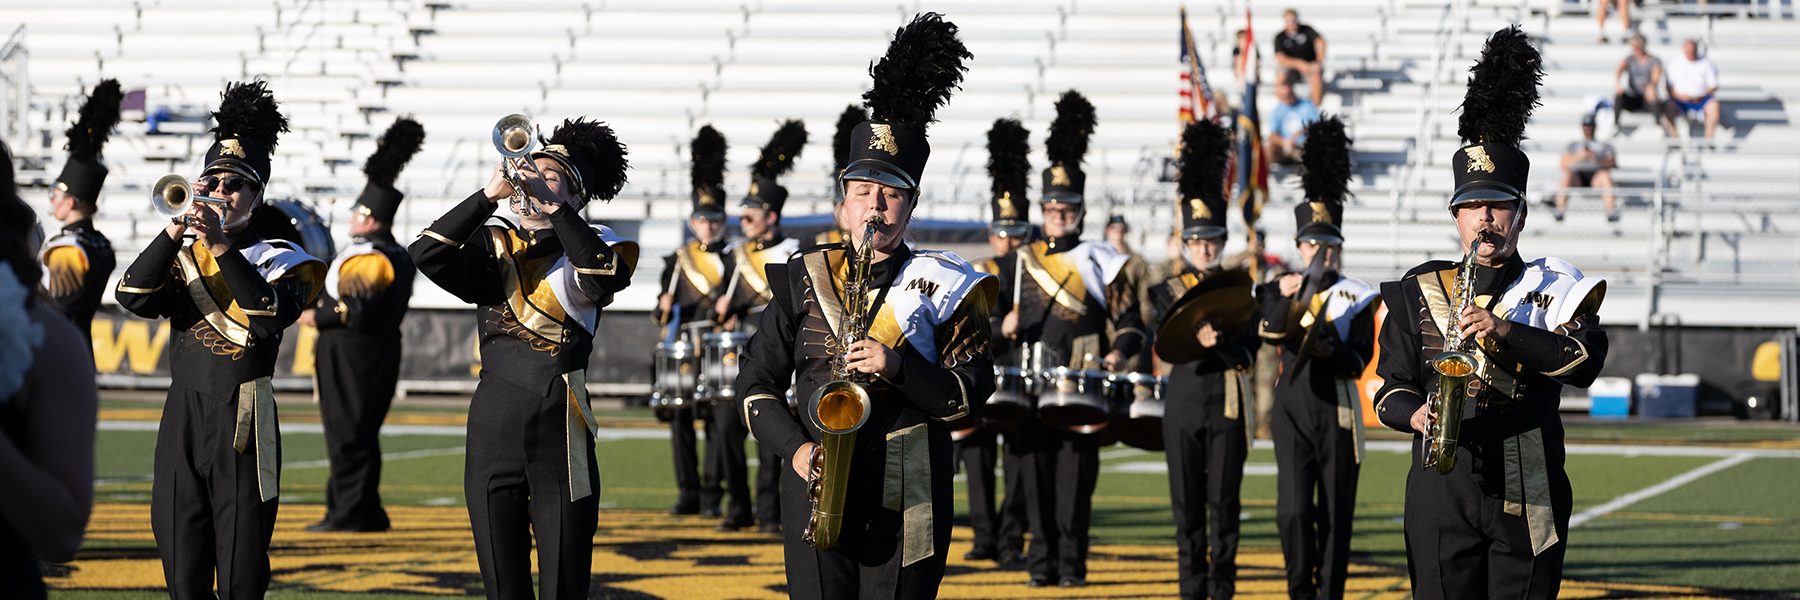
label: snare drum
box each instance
[1108,373,1166,451]
[983,366,1035,420]
[1036,367,1110,433]
[700,332,750,404]
[650,337,699,421]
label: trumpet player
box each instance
[1375,27,1608,600]
[409,117,637,600]
[734,14,992,598]
[115,81,325,598]
[41,79,122,340]
[1257,116,1377,600]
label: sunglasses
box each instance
[199,175,254,193]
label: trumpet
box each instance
[1423,234,1487,475]
[492,114,545,216]
[801,214,883,550]
[151,173,229,226]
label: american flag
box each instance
[1179,8,1219,124]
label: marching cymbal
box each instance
[1154,269,1256,364]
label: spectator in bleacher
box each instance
[1612,33,1664,127]
[1660,39,1721,141]
[1273,9,1326,106]
[1556,114,1619,222]
[1595,0,1632,44]
[1266,70,1320,165]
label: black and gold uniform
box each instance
[734,15,987,599]
[307,118,424,533]
[1150,120,1256,600]
[409,118,636,600]
[1374,27,1608,600]
[713,120,807,532]
[1259,117,1377,600]
[41,79,123,339]
[658,125,733,518]
[115,82,325,598]
[1014,90,1146,588]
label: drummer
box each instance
[710,120,807,532]
[1000,91,1145,588]
[654,126,734,519]
[1148,120,1259,600]
[963,118,1033,567]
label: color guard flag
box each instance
[1180,8,1219,124]
[1235,8,1269,229]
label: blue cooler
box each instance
[1588,377,1632,418]
[1636,373,1699,419]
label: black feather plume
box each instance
[863,12,971,130]
[1300,115,1353,203]
[363,116,425,188]
[986,118,1031,201]
[1456,25,1543,147]
[65,79,123,162]
[546,118,630,200]
[1177,119,1230,201]
[210,80,288,151]
[690,125,727,191]
[753,120,807,180]
[1047,90,1097,168]
[832,105,866,173]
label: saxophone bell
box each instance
[801,215,885,550]
[1422,236,1485,474]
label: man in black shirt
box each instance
[1273,9,1327,106]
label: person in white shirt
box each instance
[1557,114,1618,222]
[1659,39,1720,140]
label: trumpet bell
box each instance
[152,173,192,217]
[493,114,536,158]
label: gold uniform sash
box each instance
[233,376,280,502]
[489,228,573,347]
[1018,243,1087,316]
[733,243,789,301]
[676,241,725,297]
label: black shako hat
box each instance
[203,81,289,185]
[1450,25,1542,209]
[839,13,971,195]
[985,118,1031,238]
[742,120,807,215]
[1176,119,1231,240]
[533,117,629,207]
[56,79,124,205]
[1041,90,1096,205]
[353,117,425,223]
[1294,116,1352,245]
[689,125,727,219]
[830,104,866,205]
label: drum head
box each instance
[254,199,336,259]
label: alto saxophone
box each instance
[802,214,884,550]
[1423,234,1487,475]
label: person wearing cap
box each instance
[1375,27,1609,600]
[961,117,1033,567]
[298,117,424,533]
[734,14,991,598]
[115,81,325,598]
[1105,214,1157,354]
[1556,114,1618,222]
[1150,120,1259,600]
[1003,90,1144,589]
[1257,116,1377,600]
[1225,228,1290,439]
[40,79,123,340]
[710,120,807,533]
[410,117,637,600]
[657,125,733,520]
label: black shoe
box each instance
[702,507,722,518]
[668,504,700,516]
[715,520,752,532]
[997,551,1026,568]
[1059,576,1088,588]
[964,546,997,561]
[304,522,342,533]
[757,522,782,534]
[1026,577,1054,588]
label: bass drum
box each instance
[1107,373,1165,451]
[1036,367,1110,433]
[251,199,335,259]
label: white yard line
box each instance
[1568,452,1758,528]
[282,446,469,470]
[97,421,668,440]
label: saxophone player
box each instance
[1374,27,1608,600]
[734,14,994,598]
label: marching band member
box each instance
[41,79,123,340]
[657,126,732,518]
[734,14,992,598]
[806,105,867,250]
[115,81,324,598]
[1006,90,1145,588]
[1259,116,1376,600]
[961,117,1032,566]
[300,117,424,533]
[1375,27,1608,600]
[1149,119,1258,600]
[409,118,637,600]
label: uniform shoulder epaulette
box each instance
[264,239,297,252]
[1527,257,1584,279]
[1403,260,1458,279]
[912,248,978,273]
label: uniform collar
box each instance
[62,218,94,234]
[1044,233,1081,254]
[868,244,910,289]
[747,233,787,252]
[1471,253,1527,296]
[354,229,397,246]
[226,225,261,251]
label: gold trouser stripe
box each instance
[565,370,600,502]
[233,377,280,502]
[1503,428,1560,555]
[882,423,935,567]
[116,283,162,294]
[420,229,461,249]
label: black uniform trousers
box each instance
[1272,393,1359,600]
[668,405,723,513]
[1163,371,1249,600]
[954,428,999,553]
[1022,418,1102,580]
[998,431,1030,556]
[152,383,279,600]
[756,442,782,527]
[710,398,756,527]
[1402,429,1572,600]
[315,330,401,531]
[465,374,599,600]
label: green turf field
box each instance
[59,397,1800,599]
